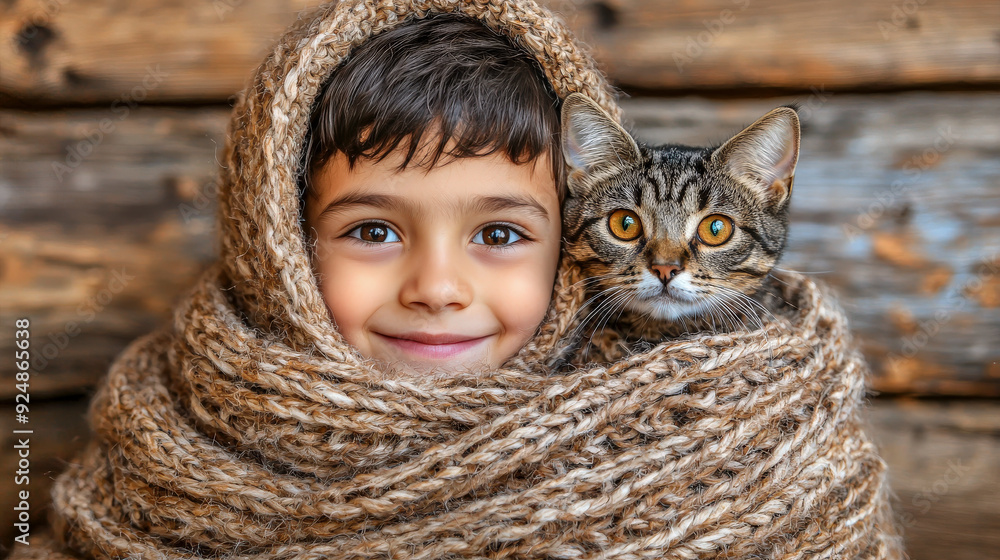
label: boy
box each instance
[300,15,566,378]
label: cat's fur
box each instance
[560,93,799,340]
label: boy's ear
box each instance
[561,93,641,194]
[712,106,800,208]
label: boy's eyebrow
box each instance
[317,193,550,222]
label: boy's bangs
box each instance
[360,91,558,171]
[301,14,564,199]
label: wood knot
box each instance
[590,1,619,31]
[14,22,56,61]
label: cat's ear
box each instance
[561,93,641,190]
[713,107,800,208]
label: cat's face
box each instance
[560,94,800,322]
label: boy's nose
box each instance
[399,245,473,312]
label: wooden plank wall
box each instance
[1,0,998,557]
[2,0,999,103]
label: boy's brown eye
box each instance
[483,226,510,245]
[360,225,388,242]
[474,225,523,247]
[348,222,400,243]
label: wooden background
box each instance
[1,0,998,557]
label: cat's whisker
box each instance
[578,285,623,313]
[772,266,832,275]
[694,284,763,334]
[589,291,641,357]
[718,301,742,332]
[565,298,614,362]
[681,314,698,337]
[713,291,776,363]
[674,314,687,336]
[572,287,625,336]
[568,273,621,291]
[716,300,746,336]
[766,271,792,286]
[690,288,741,336]
[698,299,720,335]
[762,272,801,310]
[565,277,625,331]
[717,291,770,341]
[709,306,733,337]
[711,284,768,315]
[573,297,622,364]
[635,306,664,342]
[575,282,632,319]
[611,292,640,336]
[574,288,635,362]
[730,298,765,339]
[570,284,619,321]
[711,284,779,327]
[689,299,710,334]
[569,286,629,352]
[589,289,635,344]
[710,303,733,335]
[723,292,766,332]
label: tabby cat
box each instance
[560,93,800,343]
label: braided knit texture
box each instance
[8,0,906,557]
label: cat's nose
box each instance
[651,263,682,284]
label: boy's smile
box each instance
[304,148,561,377]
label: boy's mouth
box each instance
[388,332,485,344]
[375,332,491,360]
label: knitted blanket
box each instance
[7,0,906,558]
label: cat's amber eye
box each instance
[608,209,643,241]
[697,215,734,246]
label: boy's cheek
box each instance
[314,258,382,328]
[491,260,559,336]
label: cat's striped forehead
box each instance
[581,144,755,238]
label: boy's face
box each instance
[304,148,561,378]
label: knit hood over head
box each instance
[8,0,907,558]
[217,0,620,366]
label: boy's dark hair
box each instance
[300,14,565,207]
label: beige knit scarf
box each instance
[9,0,906,558]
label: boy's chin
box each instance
[367,355,495,382]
